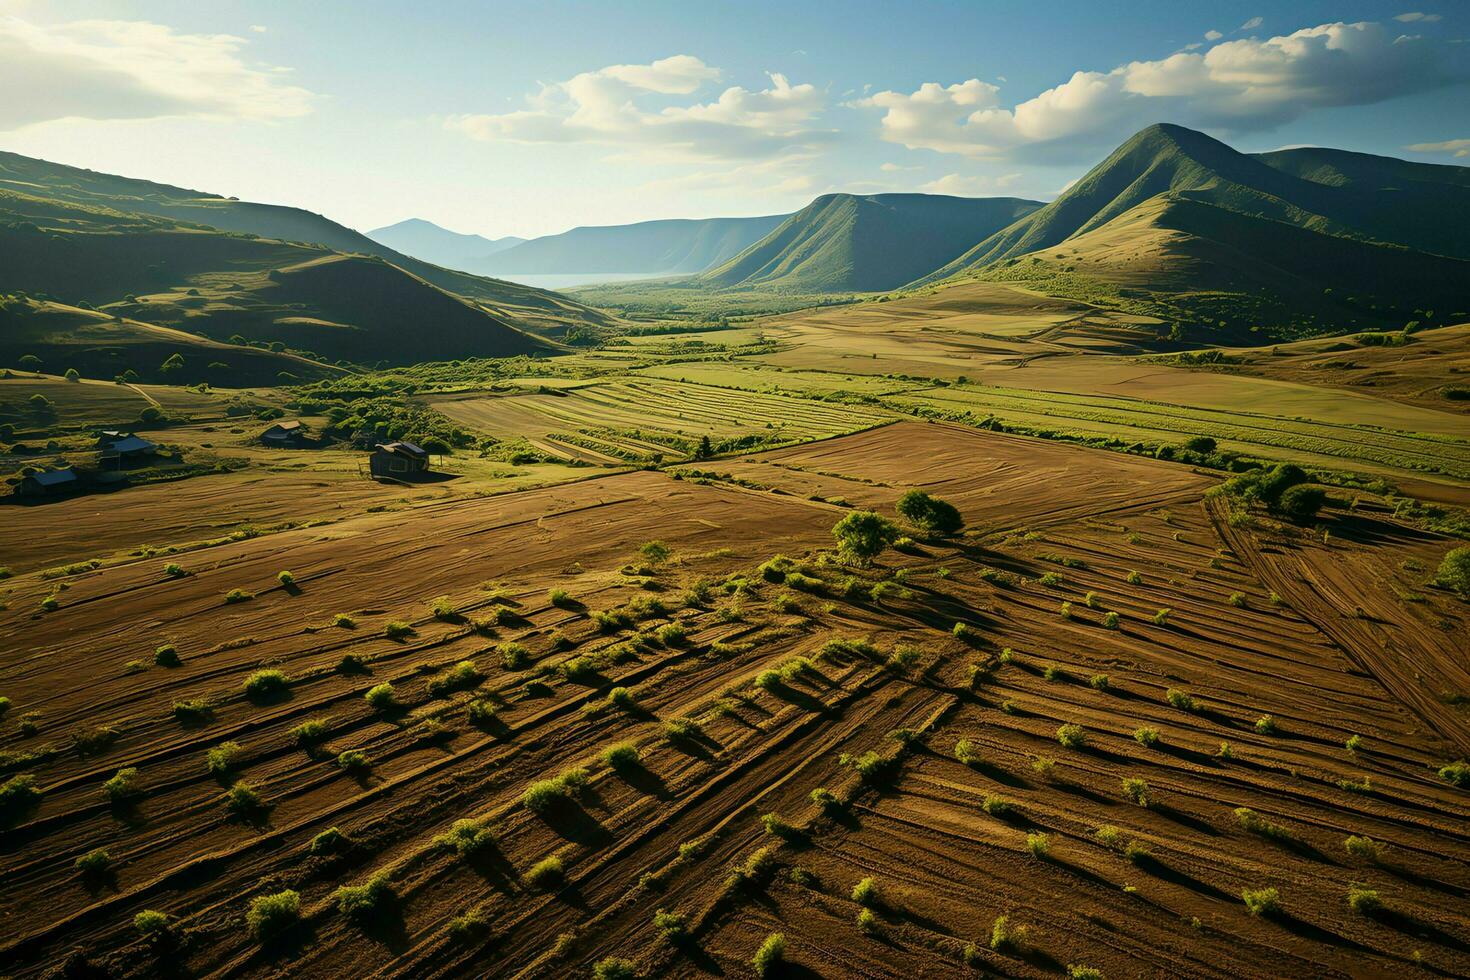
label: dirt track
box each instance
[1,424,1466,978]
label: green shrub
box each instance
[384,620,414,639]
[955,739,983,766]
[246,889,301,941]
[857,907,879,934]
[435,818,495,858]
[1126,570,1143,585]
[0,773,41,814]
[74,848,111,875]
[1345,734,1363,753]
[1347,886,1382,915]
[206,741,243,777]
[243,669,289,700]
[277,570,295,587]
[154,645,181,668]
[310,826,350,856]
[1337,775,1373,794]
[40,595,59,612]
[163,562,186,578]
[895,489,963,534]
[1434,547,1470,595]
[223,588,253,604]
[364,683,397,711]
[1056,724,1086,748]
[521,767,588,812]
[1241,886,1281,917]
[290,718,330,747]
[851,876,879,906]
[103,767,142,801]
[1165,688,1197,712]
[592,958,637,980]
[447,910,489,942]
[548,587,576,608]
[1342,834,1379,861]
[337,749,371,774]
[1152,608,1171,626]
[1122,777,1150,807]
[337,653,369,674]
[761,812,803,841]
[467,698,498,727]
[1278,485,1325,524]
[429,660,484,696]
[810,787,840,811]
[1068,966,1104,980]
[752,932,786,977]
[333,613,356,628]
[134,910,169,937]
[1234,807,1292,840]
[831,511,900,562]
[1133,727,1160,747]
[1089,673,1110,690]
[1025,832,1051,858]
[526,855,565,890]
[335,871,395,924]
[663,716,702,744]
[1101,611,1120,629]
[225,781,267,819]
[653,907,687,941]
[173,699,213,724]
[1255,714,1277,735]
[1437,760,1469,787]
[990,914,1026,951]
[430,595,458,620]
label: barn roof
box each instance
[375,441,428,459]
[29,468,77,487]
[271,420,303,431]
[104,435,156,454]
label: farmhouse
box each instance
[370,441,431,480]
[17,467,78,497]
[261,419,306,447]
[97,431,157,460]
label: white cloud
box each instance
[0,14,313,131]
[249,24,267,33]
[859,21,1465,161]
[639,153,818,196]
[1205,30,1223,41]
[447,55,831,162]
[1239,16,1264,31]
[1395,12,1442,22]
[919,171,1022,195]
[879,162,918,172]
[1407,137,1470,157]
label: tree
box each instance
[895,489,963,534]
[694,435,713,461]
[18,354,40,370]
[160,353,185,374]
[63,368,80,381]
[1436,547,1470,596]
[1259,463,1306,506]
[1183,436,1217,454]
[1277,485,1325,524]
[832,511,899,563]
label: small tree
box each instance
[895,489,963,534]
[832,511,899,563]
[1277,485,1325,524]
[160,353,185,374]
[1435,547,1470,596]
[694,435,713,460]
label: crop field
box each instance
[428,378,888,463]
[1,424,1467,979]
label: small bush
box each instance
[384,620,414,639]
[525,855,565,890]
[1437,760,1468,787]
[1133,727,1160,747]
[225,781,267,819]
[1241,886,1281,917]
[1031,756,1056,777]
[653,907,687,941]
[134,910,169,937]
[164,562,186,578]
[75,848,111,875]
[224,588,253,604]
[173,699,213,724]
[103,767,142,802]
[1068,967,1104,980]
[335,871,395,924]
[851,876,879,906]
[1343,834,1380,860]
[1255,714,1277,735]
[857,907,880,934]
[602,742,640,771]
[663,716,702,744]
[247,889,300,941]
[1089,673,1110,691]
[436,818,495,858]
[447,910,489,943]
[337,653,369,674]
[277,570,295,587]
[467,698,498,727]
[243,669,289,700]
[990,914,1027,952]
[1152,608,1171,626]
[1347,885,1382,915]
[1344,733,1363,754]
[1126,570,1143,585]
[430,595,458,620]
[752,932,786,977]
[1337,775,1373,794]
[310,826,350,856]
[364,683,397,711]
[1434,547,1470,595]
[1122,777,1150,807]
[333,613,356,629]
[955,739,983,766]
[337,749,371,774]
[1165,688,1197,712]
[548,587,576,608]
[0,773,41,814]
[1101,611,1120,630]
[521,767,588,812]
[1025,832,1051,858]
[810,787,840,811]
[154,645,181,668]
[1056,723,1086,748]
[206,741,243,777]
[290,718,330,747]
[592,958,637,980]
[1234,807,1292,840]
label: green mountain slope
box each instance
[701,193,1042,292]
[366,218,524,272]
[479,214,788,276]
[0,150,609,331]
[0,185,548,369]
[927,124,1470,285]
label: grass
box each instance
[243,669,289,700]
[1241,886,1282,917]
[247,889,301,942]
[752,932,786,977]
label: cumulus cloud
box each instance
[919,171,1022,195]
[1205,29,1224,41]
[0,14,313,131]
[859,21,1466,161]
[447,55,832,162]
[1394,12,1442,22]
[1239,16,1264,31]
[1407,137,1470,157]
[640,153,819,196]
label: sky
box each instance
[2,0,1468,239]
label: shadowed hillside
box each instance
[478,214,789,276]
[701,193,1042,292]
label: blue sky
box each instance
[2,0,1467,238]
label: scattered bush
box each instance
[1122,777,1150,807]
[990,914,1026,952]
[592,958,637,980]
[1347,885,1382,915]
[173,700,214,724]
[103,767,142,802]
[1152,608,1171,626]
[436,819,495,858]
[1089,673,1110,691]
[1234,807,1292,841]
[1345,734,1363,754]
[364,683,397,711]
[522,767,589,812]
[337,653,368,674]
[831,511,900,563]
[154,645,181,668]
[663,716,702,744]
[134,910,169,937]
[1133,727,1160,747]
[333,613,356,629]
[467,698,498,727]
[206,741,243,778]
[895,489,963,534]
[1165,688,1198,712]
[1255,714,1277,735]
[335,871,395,925]
[163,562,186,578]
[277,570,295,587]
[1434,547,1470,595]
[1438,760,1469,787]
[243,669,289,700]
[752,932,786,977]
[430,595,458,620]
[1101,611,1120,629]
[1343,834,1381,860]
[290,718,330,747]
[384,620,414,639]
[1025,832,1051,858]
[74,848,111,875]
[602,742,640,771]
[955,739,983,766]
[310,826,350,856]
[337,750,372,774]
[857,908,880,934]
[653,908,687,942]
[1068,966,1104,980]
[548,587,577,608]
[525,855,565,890]
[246,889,301,942]
[428,660,483,696]
[224,781,267,819]
[1278,485,1326,524]
[223,589,253,604]
[1056,723,1086,748]
[0,773,41,815]
[1241,886,1281,917]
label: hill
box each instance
[478,214,789,276]
[927,124,1470,282]
[365,218,523,271]
[700,193,1042,292]
[0,151,610,332]
[0,188,548,369]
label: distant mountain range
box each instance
[699,193,1042,293]
[367,218,524,271]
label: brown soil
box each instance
[1,424,1466,979]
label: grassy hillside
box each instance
[366,218,524,271]
[0,299,341,385]
[701,193,1041,292]
[479,214,788,275]
[971,194,1470,339]
[0,190,548,369]
[0,150,610,331]
[929,124,1470,283]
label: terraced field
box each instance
[428,378,888,463]
[1,424,1466,979]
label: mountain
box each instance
[366,218,524,272]
[700,193,1043,293]
[0,150,610,333]
[478,214,788,276]
[926,123,1470,282]
[0,164,553,371]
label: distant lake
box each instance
[491,271,674,291]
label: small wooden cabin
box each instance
[261,420,306,447]
[369,441,430,480]
[17,468,78,497]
